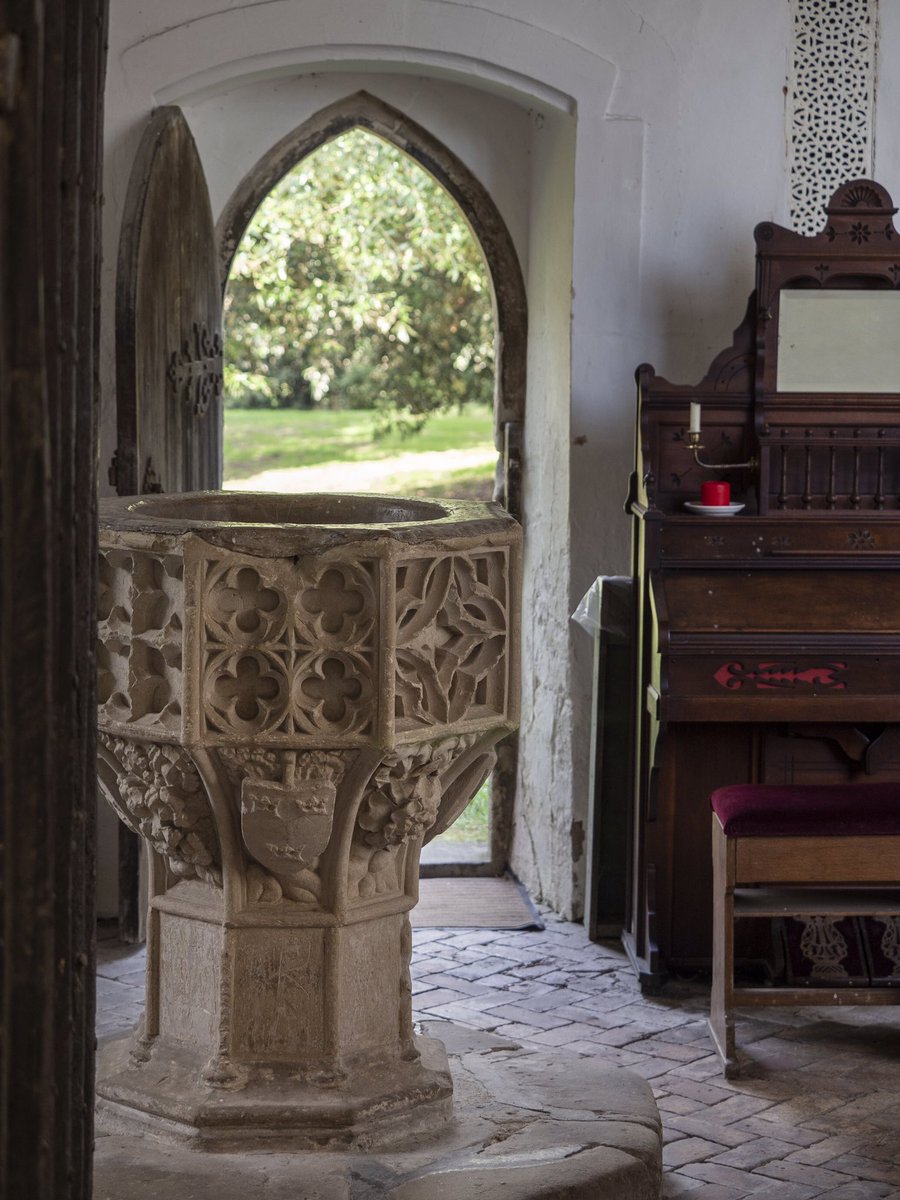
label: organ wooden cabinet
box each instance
[625,180,900,989]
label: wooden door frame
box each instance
[0,1,107,1195]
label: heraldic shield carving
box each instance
[240,754,336,875]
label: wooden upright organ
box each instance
[625,180,900,988]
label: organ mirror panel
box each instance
[777,290,900,393]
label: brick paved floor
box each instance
[97,907,900,1199]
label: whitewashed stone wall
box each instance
[100,0,890,917]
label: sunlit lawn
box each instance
[224,404,494,477]
[438,779,491,845]
[224,405,497,500]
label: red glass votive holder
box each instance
[700,480,730,506]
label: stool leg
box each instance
[708,816,738,1076]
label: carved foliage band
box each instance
[349,733,485,902]
[359,751,444,850]
[98,733,221,885]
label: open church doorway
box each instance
[214,93,527,876]
[113,94,526,936]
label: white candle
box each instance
[689,402,702,435]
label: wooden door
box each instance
[1,2,107,1193]
[113,107,221,938]
[115,105,222,496]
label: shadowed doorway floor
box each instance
[412,876,543,930]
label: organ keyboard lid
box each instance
[652,568,900,724]
[654,571,900,637]
[646,566,900,722]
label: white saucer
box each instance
[684,501,745,517]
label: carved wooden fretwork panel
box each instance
[395,551,510,731]
[788,0,877,235]
[97,549,184,732]
[877,916,900,978]
[201,556,378,741]
[98,733,221,885]
[798,915,850,980]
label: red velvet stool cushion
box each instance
[710,782,900,838]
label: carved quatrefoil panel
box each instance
[200,554,378,740]
[297,565,376,647]
[204,564,287,644]
[292,650,374,735]
[205,649,291,734]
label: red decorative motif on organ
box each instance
[713,662,848,691]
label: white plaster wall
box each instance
[512,106,577,903]
[101,0,805,917]
[182,73,533,270]
[874,2,900,195]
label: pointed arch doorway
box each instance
[113,92,527,933]
[216,92,527,876]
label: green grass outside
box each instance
[438,779,490,845]
[223,404,495,480]
[350,460,496,501]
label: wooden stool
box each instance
[709,782,900,1077]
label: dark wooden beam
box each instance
[0,1,107,1196]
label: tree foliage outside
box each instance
[224,128,496,434]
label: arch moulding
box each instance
[215,90,527,433]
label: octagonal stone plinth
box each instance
[96,1025,662,1196]
[95,492,520,1147]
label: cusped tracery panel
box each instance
[395,551,510,730]
[97,549,184,732]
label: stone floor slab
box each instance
[94,1021,661,1199]
[95,904,900,1198]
